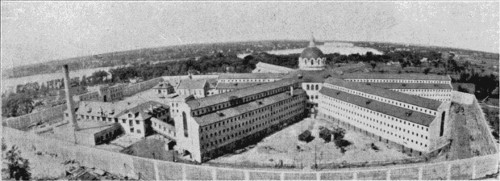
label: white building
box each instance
[318,78,451,155]
[173,78,307,162]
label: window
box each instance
[183,112,188,137]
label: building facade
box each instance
[173,78,307,162]
[318,78,451,155]
[75,101,170,137]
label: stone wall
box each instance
[3,127,498,180]
[451,91,475,105]
[2,104,66,130]
[123,78,163,96]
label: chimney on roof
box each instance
[63,65,79,143]
[290,86,294,96]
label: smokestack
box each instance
[63,65,79,133]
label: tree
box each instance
[5,146,31,180]
[2,93,34,117]
[90,70,109,84]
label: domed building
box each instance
[298,35,326,71]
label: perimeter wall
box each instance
[3,127,498,180]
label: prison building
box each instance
[341,73,453,102]
[176,78,210,99]
[173,78,307,162]
[217,73,286,83]
[318,78,451,155]
[75,101,170,137]
[153,81,176,97]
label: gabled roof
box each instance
[187,78,301,110]
[76,100,168,120]
[341,73,451,81]
[177,79,208,90]
[320,87,435,126]
[193,89,306,126]
[324,78,442,110]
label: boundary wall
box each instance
[123,78,164,96]
[451,91,474,105]
[3,127,498,180]
[2,104,66,130]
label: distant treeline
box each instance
[3,40,309,78]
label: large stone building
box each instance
[74,100,170,138]
[173,78,307,162]
[318,78,451,155]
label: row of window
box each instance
[320,102,429,149]
[77,114,144,134]
[320,95,429,132]
[300,58,325,66]
[394,89,452,92]
[346,79,449,84]
[304,84,321,91]
[219,79,279,83]
[322,100,429,138]
[200,95,306,132]
[323,84,438,116]
[192,83,299,117]
[200,104,304,150]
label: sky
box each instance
[1,2,498,70]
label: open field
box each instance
[208,118,410,168]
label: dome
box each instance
[300,47,324,59]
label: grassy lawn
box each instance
[208,118,410,169]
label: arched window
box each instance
[315,85,319,90]
[311,59,314,65]
[440,111,445,136]
[183,112,188,137]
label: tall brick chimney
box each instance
[63,65,79,133]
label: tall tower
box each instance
[63,65,79,143]
[298,34,326,71]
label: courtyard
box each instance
[207,117,411,169]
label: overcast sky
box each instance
[1,2,498,69]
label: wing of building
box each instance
[318,77,452,155]
[173,78,308,162]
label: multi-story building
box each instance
[176,79,210,98]
[73,84,125,103]
[75,100,170,137]
[341,73,453,102]
[153,81,176,97]
[173,78,307,162]
[318,78,451,156]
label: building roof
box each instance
[193,89,306,126]
[215,82,264,90]
[76,121,118,135]
[76,100,168,120]
[324,78,442,110]
[177,79,207,90]
[341,73,451,81]
[254,62,295,72]
[187,78,301,110]
[218,73,288,80]
[300,47,324,59]
[367,83,453,90]
[320,87,435,126]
